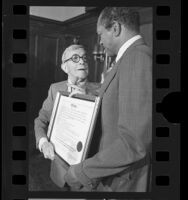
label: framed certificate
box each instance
[47,91,101,166]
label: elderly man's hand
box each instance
[41,141,55,160]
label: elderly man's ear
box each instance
[61,63,68,74]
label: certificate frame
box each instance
[47,91,101,166]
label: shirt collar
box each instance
[115,35,142,63]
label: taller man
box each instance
[64,7,152,192]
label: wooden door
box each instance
[29,30,66,125]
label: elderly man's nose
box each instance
[79,58,84,64]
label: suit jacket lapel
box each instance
[99,61,119,97]
[60,81,68,92]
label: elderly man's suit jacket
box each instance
[34,80,100,188]
[72,38,152,192]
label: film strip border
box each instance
[3,3,28,200]
[2,1,181,200]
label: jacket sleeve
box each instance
[71,49,152,189]
[34,85,54,148]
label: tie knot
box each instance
[67,83,86,94]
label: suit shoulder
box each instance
[50,81,67,90]
[122,44,152,63]
[119,44,152,75]
[136,44,152,57]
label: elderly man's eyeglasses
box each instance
[64,54,87,63]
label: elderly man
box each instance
[64,7,152,192]
[34,44,100,188]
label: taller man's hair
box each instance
[98,7,140,33]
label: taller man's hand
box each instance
[41,141,55,160]
[64,165,82,191]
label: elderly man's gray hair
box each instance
[61,44,85,73]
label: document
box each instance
[47,91,100,166]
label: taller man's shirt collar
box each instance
[115,35,142,63]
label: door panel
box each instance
[29,32,66,124]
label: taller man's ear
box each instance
[113,21,121,37]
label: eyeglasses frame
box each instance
[63,54,88,64]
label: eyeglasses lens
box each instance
[72,55,80,63]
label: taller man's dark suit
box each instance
[69,38,152,192]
